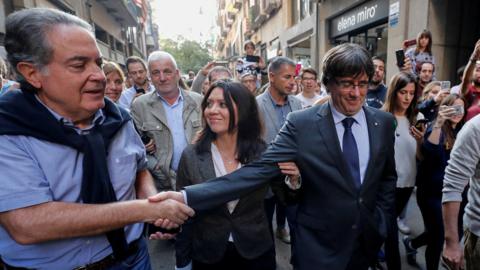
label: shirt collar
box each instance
[267,88,288,107]
[156,88,184,106]
[34,94,105,129]
[329,100,365,126]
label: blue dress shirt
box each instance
[158,90,188,172]
[0,99,148,269]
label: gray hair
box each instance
[5,8,92,89]
[208,66,233,83]
[147,51,178,70]
[268,56,296,74]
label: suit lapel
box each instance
[147,93,169,127]
[316,104,358,193]
[198,151,216,181]
[259,93,281,131]
[362,106,382,188]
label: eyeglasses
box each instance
[332,78,369,90]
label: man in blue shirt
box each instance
[118,56,154,109]
[0,8,194,269]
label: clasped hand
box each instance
[146,191,192,240]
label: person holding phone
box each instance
[236,41,265,88]
[418,81,450,122]
[404,94,466,270]
[118,56,154,109]
[404,29,436,79]
[381,72,424,270]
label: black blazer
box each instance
[175,145,272,266]
[184,103,397,270]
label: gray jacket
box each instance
[256,90,302,144]
[130,88,203,190]
[443,115,480,235]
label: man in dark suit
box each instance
[153,43,397,270]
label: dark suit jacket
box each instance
[175,145,272,266]
[184,103,397,269]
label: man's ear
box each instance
[16,62,43,89]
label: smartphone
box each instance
[395,49,405,67]
[414,119,429,130]
[452,104,464,116]
[214,60,229,66]
[404,39,417,47]
[440,81,451,90]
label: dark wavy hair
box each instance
[194,79,266,164]
[382,71,418,124]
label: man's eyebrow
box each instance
[65,56,90,63]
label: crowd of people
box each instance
[1,7,480,270]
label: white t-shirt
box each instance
[394,116,419,188]
[296,93,322,109]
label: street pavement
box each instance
[148,190,449,270]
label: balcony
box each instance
[227,10,236,21]
[217,38,225,51]
[226,16,234,27]
[262,0,280,15]
[221,29,229,37]
[97,0,137,26]
[253,12,267,29]
[233,0,242,9]
[219,0,226,9]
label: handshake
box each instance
[143,191,193,240]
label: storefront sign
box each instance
[389,2,400,27]
[329,0,389,38]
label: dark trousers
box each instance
[265,196,298,265]
[192,242,276,270]
[411,191,444,270]
[385,187,414,270]
[345,233,372,270]
[265,196,287,233]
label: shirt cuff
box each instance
[442,191,464,203]
[181,190,188,205]
[285,175,302,190]
[176,262,192,270]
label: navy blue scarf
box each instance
[0,89,132,259]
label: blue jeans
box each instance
[107,237,152,270]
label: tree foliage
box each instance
[159,37,212,74]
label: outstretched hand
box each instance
[145,191,193,226]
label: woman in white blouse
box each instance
[382,71,425,270]
[175,80,299,270]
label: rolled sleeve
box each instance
[442,119,480,203]
[0,136,52,212]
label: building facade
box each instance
[0,0,160,65]
[215,0,480,84]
